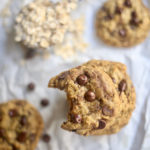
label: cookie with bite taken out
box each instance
[48,60,136,136]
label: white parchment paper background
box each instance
[0,0,150,150]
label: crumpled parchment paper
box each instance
[0,0,150,150]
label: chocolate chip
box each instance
[25,49,36,59]
[99,99,103,105]
[58,71,69,80]
[102,6,113,20]
[131,11,137,18]
[124,0,132,7]
[9,109,18,117]
[27,82,35,91]
[84,71,91,78]
[102,106,114,116]
[12,145,18,150]
[104,14,113,20]
[41,98,49,107]
[119,29,126,37]
[30,133,36,142]
[130,18,140,26]
[115,7,123,14]
[76,74,88,85]
[98,120,106,129]
[0,128,5,137]
[71,114,82,123]
[20,116,27,126]
[0,115,2,122]
[17,132,27,143]
[71,130,77,132]
[118,79,127,92]
[42,134,51,143]
[84,90,96,102]
[130,11,138,26]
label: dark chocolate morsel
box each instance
[20,116,27,126]
[102,106,114,116]
[84,90,96,102]
[9,109,18,117]
[124,0,132,7]
[41,98,49,107]
[98,120,106,129]
[27,82,35,91]
[42,134,51,143]
[76,74,88,85]
[17,132,27,143]
[118,79,127,92]
[71,114,82,123]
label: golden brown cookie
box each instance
[0,100,44,150]
[96,0,150,47]
[48,60,136,136]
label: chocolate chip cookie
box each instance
[48,60,136,136]
[0,100,44,150]
[86,60,136,134]
[96,0,150,47]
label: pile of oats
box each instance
[15,0,87,59]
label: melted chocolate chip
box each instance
[42,134,51,143]
[119,29,126,37]
[76,74,88,85]
[17,132,27,143]
[27,83,35,91]
[98,120,106,129]
[115,7,123,14]
[124,0,132,7]
[41,98,49,107]
[20,116,27,126]
[102,106,114,116]
[9,109,18,117]
[71,114,82,123]
[84,90,96,102]
[25,49,36,59]
[0,128,5,137]
[119,79,127,92]
[30,133,36,142]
